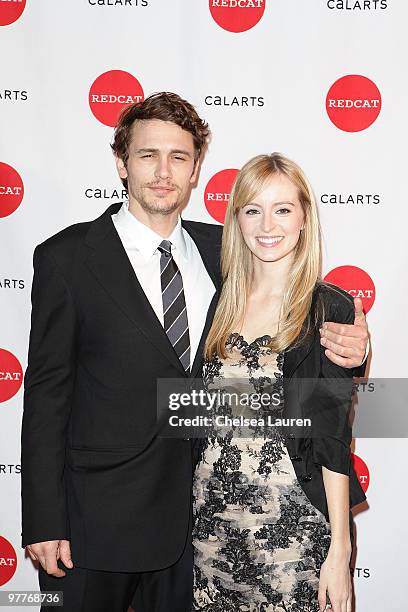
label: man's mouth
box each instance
[147,184,176,193]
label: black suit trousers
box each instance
[39,538,193,612]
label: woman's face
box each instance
[237,173,305,265]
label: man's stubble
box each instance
[133,185,182,216]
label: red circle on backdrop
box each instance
[209,0,266,33]
[324,266,375,314]
[326,75,382,132]
[0,0,26,26]
[0,536,17,587]
[352,453,370,494]
[0,162,24,218]
[0,349,23,403]
[89,70,145,127]
[204,168,239,224]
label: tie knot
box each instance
[158,240,172,257]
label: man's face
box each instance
[116,119,199,216]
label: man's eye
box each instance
[141,154,153,159]
[174,156,186,161]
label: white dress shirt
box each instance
[111,201,216,365]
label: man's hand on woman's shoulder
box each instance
[319,295,369,369]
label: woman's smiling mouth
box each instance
[256,236,284,247]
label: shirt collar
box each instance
[113,200,187,262]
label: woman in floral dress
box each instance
[192,153,365,612]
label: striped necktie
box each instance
[158,240,190,373]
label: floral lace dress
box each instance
[192,333,332,612]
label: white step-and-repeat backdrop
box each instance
[1,1,407,610]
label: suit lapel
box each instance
[84,203,187,376]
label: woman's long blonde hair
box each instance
[205,153,324,360]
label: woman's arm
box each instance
[315,286,356,612]
[318,469,352,611]
[322,468,351,549]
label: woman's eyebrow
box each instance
[244,201,295,207]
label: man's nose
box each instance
[154,156,172,180]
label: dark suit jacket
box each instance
[21,202,223,572]
[282,283,367,538]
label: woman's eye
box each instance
[245,208,259,215]
[276,207,290,214]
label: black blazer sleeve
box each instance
[311,288,355,476]
[21,244,77,546]
[353,357,367,379]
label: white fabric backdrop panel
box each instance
[0,1,406,609]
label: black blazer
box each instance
[282,283,367,538]
[21,202,223,572]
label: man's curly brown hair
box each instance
[111,92,210,190]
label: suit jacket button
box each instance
[301,474,312,482]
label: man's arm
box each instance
[21,244,77,575]
[319,297,369,375]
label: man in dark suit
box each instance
[21,92,369,611]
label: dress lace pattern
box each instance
[192,334,331,612]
